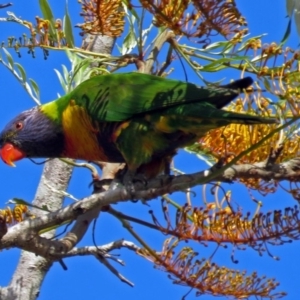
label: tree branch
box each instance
[142,30,174,74]
[218,158,300,182]
[65,240,140,257]
[0,156,299,261]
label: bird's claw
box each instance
[91,170,148,200]
[122,171,148,201]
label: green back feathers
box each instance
[78,73,249,122]
[40,73,274,130]
[41,73,248,123]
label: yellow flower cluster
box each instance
[78,0,125,37]
[139,0,247,40]
[139,0,189,34]
[199,96,300,190]
[0,204,28,224]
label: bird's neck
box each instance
[40,95,69,124]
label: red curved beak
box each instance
[0,143,26,167]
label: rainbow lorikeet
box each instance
[0,73,276,180]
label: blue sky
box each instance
[0,1,299,299]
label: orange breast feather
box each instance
[61,100,107,161]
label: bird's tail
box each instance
[219,110,277,125]
[209,77,253,109]
[221,77,253,90]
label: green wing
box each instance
[65,73,247,122]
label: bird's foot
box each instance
[91,169,148,200]
[122,171,148,201]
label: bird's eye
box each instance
[15,122,23,130]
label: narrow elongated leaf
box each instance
[28,78,40,100]
[63,1,74,47]
[62,64,69,82]
[54,69,68,93]
[281,19,292,44]
[14,63,27,83]
[10,198,49,211]
[71,57,93,86]
[202,56,248,72]
[2,48,14,69]
[203,41,229,51]
[122,30,137,54]
[39,0,55,23]
[122,0,140,21]
[263,77,272,93]
[39,0,56,40]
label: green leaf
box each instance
[10,198,50,211]
[122,0,140,21]
[281,18,292,45]
[54,69,68,93]
[69,57,92,88]
[203,41,228,51]
[28,78,40,100]
[39,0,55,23]
[201,57,248,72]
[122,30,137,55]
[62,64,69,82]
[2,48,14,69]
[263,77,272,93]
[39,0,56,40]
[14,63,27,83]
[71,57,93,85]
[63,1,74,47]
[66,49,80,67]
[121,1,138,55]
[244,59,259,73]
